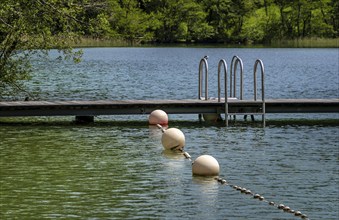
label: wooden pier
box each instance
[2,57,336,126]
[0,98,338,117]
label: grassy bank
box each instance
[74,37,339,48]
[271,38,339,48]
[73,37,137,47]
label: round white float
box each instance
[203,113,222,122]
[192,155,220,176]
[149,109,168,125]
[161,128,185,150]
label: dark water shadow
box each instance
[0,116,338,127]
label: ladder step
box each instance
[226,113,265,115]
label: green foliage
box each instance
[88,13,117,38]
[0,0,84,99]
[241,5,281,43]
[181,1,214,42]
[113,0,157,42]
[2,0,337,47]
[273,0,338,40]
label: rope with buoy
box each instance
[156,123,309,220]
[157,124,192,161]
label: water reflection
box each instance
[161,149,185,160]
[192,176,218,185]
[148,124,168,139]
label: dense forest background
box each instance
[80,0,339,44]
[2,0,337,45]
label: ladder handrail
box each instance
[218,59,228,126]
[230,56,244,100]
[198,57,208,100]
[217,59,228,102]
[253,59,265,127]
[253,59,265,101]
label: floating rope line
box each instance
[156,124,309,219]
[179,150,309,219]
[178,148,192,161]
[156,124,165,132]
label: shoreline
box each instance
[73,37,339,48]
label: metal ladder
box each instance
[198,56,266,127]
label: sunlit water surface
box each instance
[1,48,338,219]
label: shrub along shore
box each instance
[74,37,339,48]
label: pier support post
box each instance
[75,116,94,124]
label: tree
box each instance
[199,0,256,43]
[0,0,83,100]
[144,0,212,43]
[200,0,233,42]
[80,0,119,38]
[181,1,213,42]
[310,0,338,37]
[113,0,158,43]
[148,0,188,43]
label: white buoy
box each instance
[149,109,168,125]
[203,113,222,122]
[192,155,220,176]
[161,128,185,150]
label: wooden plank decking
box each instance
[0,99,338,117]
